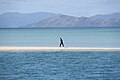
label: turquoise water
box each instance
[0,28,120,47]
[0,50,120,80]
[0,28,120,80]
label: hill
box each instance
[0,12,120,28]
[90,12,120,19]
[24,13,120,28]
[0,12,58,28]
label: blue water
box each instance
[0,28,120,47]
[0,50,120,80]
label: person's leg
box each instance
[59,43,61,47]
[62,43,64,47]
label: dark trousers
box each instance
[60,43,64,47]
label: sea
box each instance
[0,28,120,47]
[0,50,120,80]
[0,28,120,80]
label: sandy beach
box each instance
[0,46,120,51]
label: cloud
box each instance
[0,0,120,16]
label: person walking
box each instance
[59,38,64,47]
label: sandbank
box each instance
[0,46,120,51]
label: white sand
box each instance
[0,46,120,51]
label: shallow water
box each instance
[0,28,120,47]
[0,50,120,80]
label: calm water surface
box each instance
[0,50,120,80]
[0,28,120,47]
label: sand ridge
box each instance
[0,46,120,51]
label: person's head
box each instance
[60,38,62,39]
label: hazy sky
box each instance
[0,0,120,17]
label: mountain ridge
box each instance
[24,13,120,28]
[90,12,120,19]
[0,12,59,28]
[0,12,120,28]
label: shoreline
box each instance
[0,46,120,51]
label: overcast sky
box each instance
[0,0,120,17]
